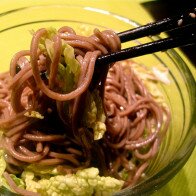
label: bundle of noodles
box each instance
[0,26,170,195]
[103,60,170,187]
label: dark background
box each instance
[141,0,196,66]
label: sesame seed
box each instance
[189,12,196,19]
[177,19,183,26]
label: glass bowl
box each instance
[0,2,195,196]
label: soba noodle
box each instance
[0,26,170,195]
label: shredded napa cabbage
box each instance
[24,111,44,119]
[82,90,106,140]
[0,131,10,190]
[25,164,58,176]
[0,150,7,188]
[21,168,123,196]
[39,27,81,94]
[0,151,123,196]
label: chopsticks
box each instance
[97,8,196,65]
[117,8,196,43]
[91,8,196,87]
[97,24,195,65]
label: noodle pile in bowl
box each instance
[0,26,170,195]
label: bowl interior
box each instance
[0,4,195,195]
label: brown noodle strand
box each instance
[3,171,40,196]
[9,50,30,77]
[49,151,80,166]
[23,133,65,142]
[48,35,62,89]
[36,158,65,166]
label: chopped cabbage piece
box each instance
[25,164,58,176]
[0,150,6,187]
[38,28,80,94]
[22,167,123,196]
[82,90,106,140]
[24,111,44,119]
[152,67,170,84]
